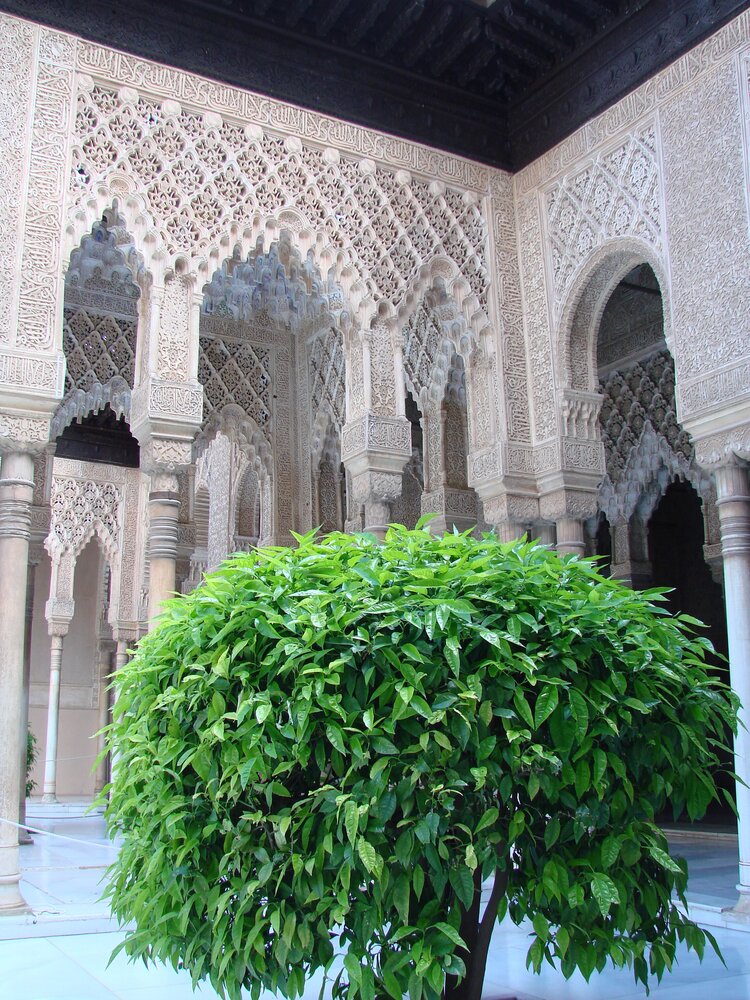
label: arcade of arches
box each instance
[0,10,749,918]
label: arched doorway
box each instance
[591,264,733,828]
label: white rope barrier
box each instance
[0,816,119,851]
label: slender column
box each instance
[714,463,750,908]
[363,496,392,540]
[335,471,345,532]
[555,517,586,556]
[531,522,555,546]
[108,639,130,783]
[311,472,320,530]
[148,491,180,624]
[94,644,115,795]
[42,628,68,803]
[113,639,128,673]
[496,521,527,543]
[18,555,38,843]
[0,452,35,912]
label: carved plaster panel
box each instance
[341,414,412,463]
[0,16,34,344]
[544,124,662,315]
[47,473,122,560]
[0,348,65,399]
[678,360,750,418]
[74,43,491,192]
[516,190,556,443]
[17,26,76,351]
[488,172,529,445]
[661,58,750,388]
[70,77,489,309]
[0,411,51,452]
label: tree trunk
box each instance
[442,866,509,1000]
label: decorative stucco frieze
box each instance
[544,124,662,315]
[68,75,490,312]
[0,16,35,345]
[17,24,76,352]
[0,348,65,399]
[74,42,490,193]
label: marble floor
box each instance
[2,811,749,1000]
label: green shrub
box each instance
[26,726,37,799]
[102,526,738,1000]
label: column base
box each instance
[0,871,29,914]
[41,792,57,804]
[732,889,750,915]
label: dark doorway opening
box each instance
[55,405,140,468]
[649,479,734,828]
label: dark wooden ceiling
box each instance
[4,0,749,169]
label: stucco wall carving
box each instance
[310,326,346,432]
[70,79,489,311]
[0,412,51,451]
[679,360,750,416]
[47,474,122,559]
[515,10,750,195]
[0,17,34,345]
[17,27,75,352]
[660,57,750,393]
[516,189,556,443]
[74,43,490,193]
[44,458,145,626]
[0,350,64,398]
[488,173,529,446]
[157,275,193,380]
[545,125,662,315]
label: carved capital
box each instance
[481,491,539,530]
[45,598,75,634]
[341,414,411,475]
[694,425,750,471]
[539,488,599,523]
[140,437,194,474]
[130,377,203,447]
[0,409,52,455]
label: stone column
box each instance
[555,516,586,556]
[148,477,181,624]
[0,452,35,912]
[540,488,599,559]
[478,490,538,544]
[41,624,69,803]
[93,642,115,795]
[714,463,750,907]
[18,552,39,843]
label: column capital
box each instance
[140,436,193,476]
[130,376,203,449]
[341,413,411,476]
[694,424,750,472]
[714,461,750,504]
[539,487,599,524]
[45,598,74,636]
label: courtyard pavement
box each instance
[2,807,750,1000]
